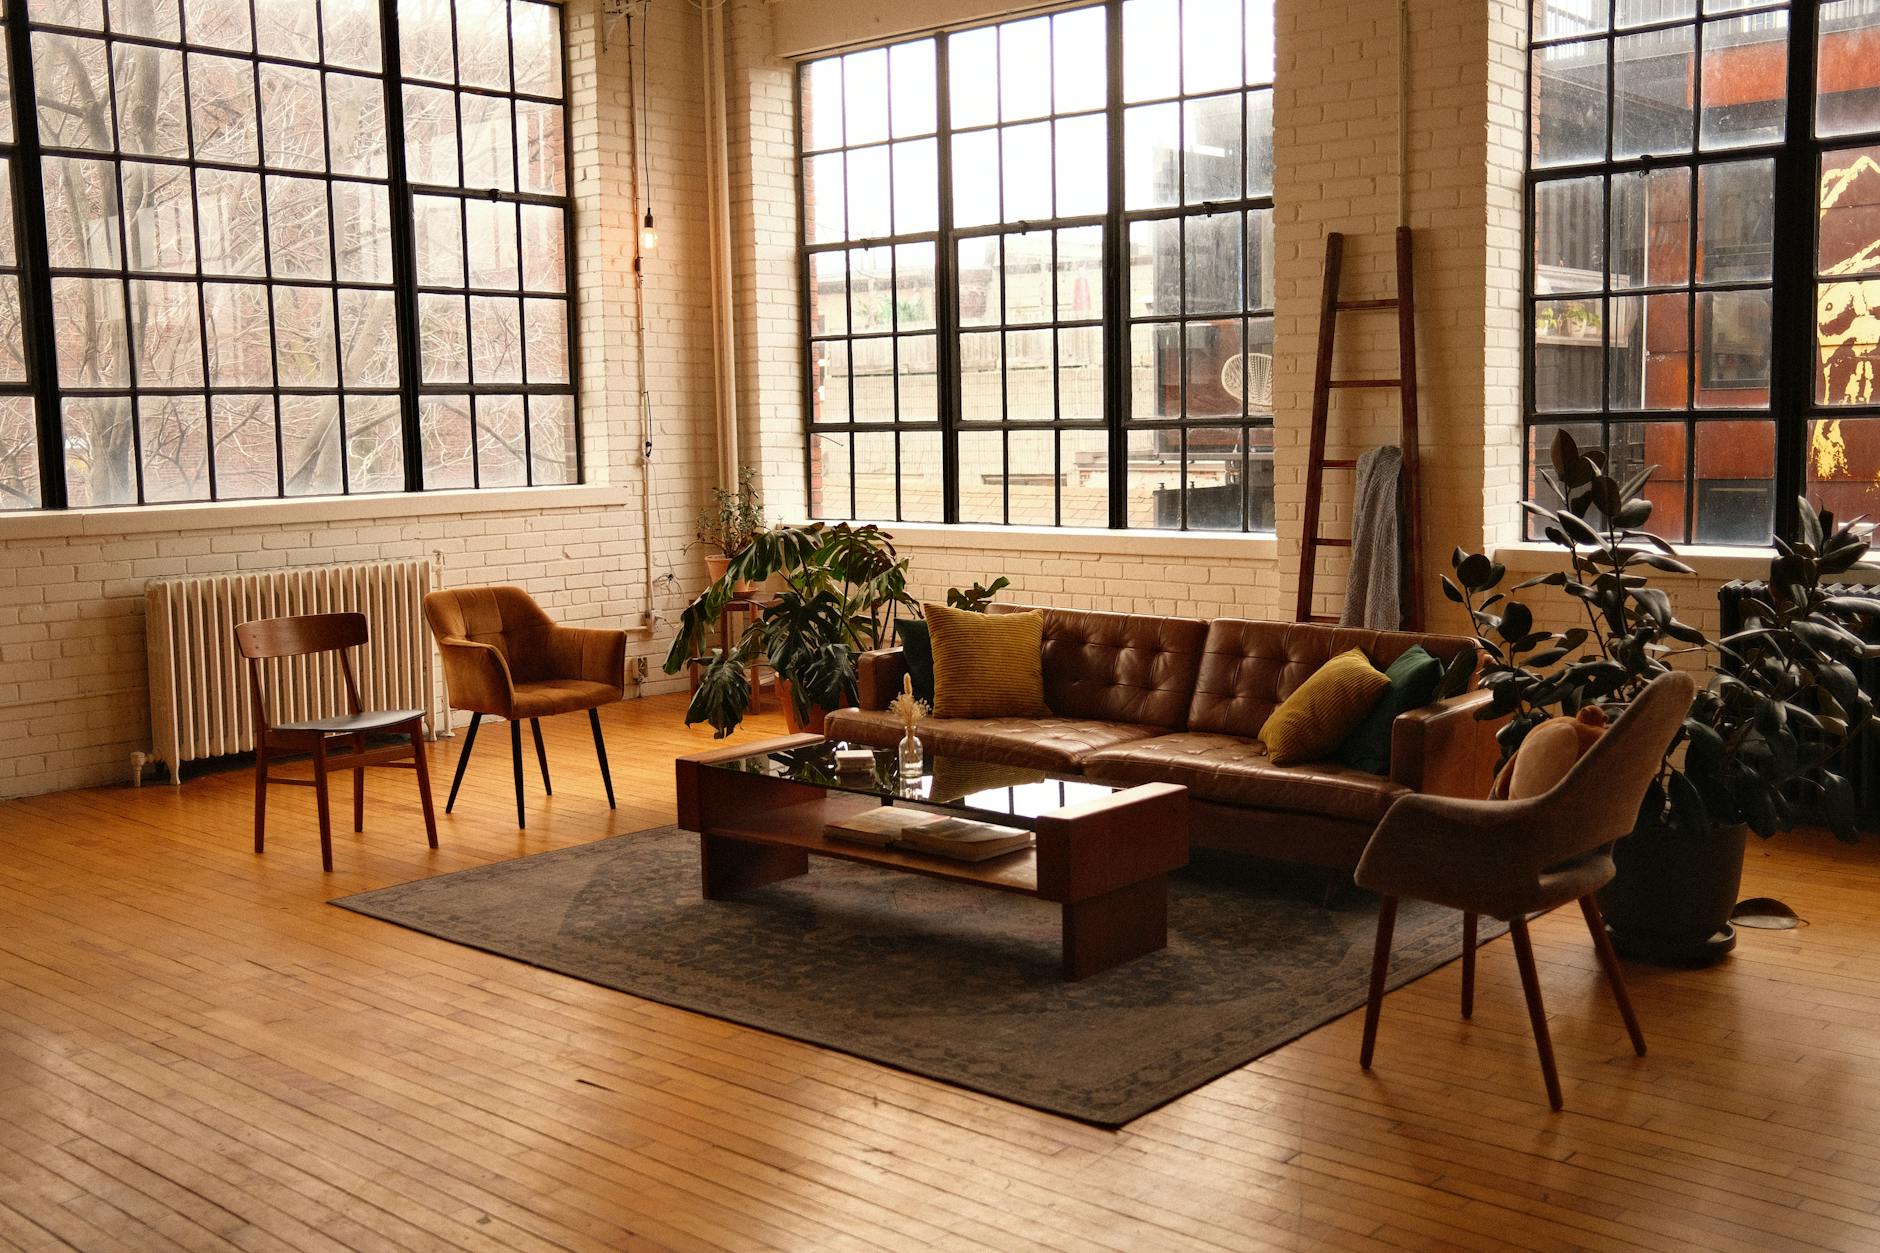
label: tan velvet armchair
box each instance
[424,586,627,829]
[1354,670,1696,1109]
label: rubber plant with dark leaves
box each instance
[1676,504,1880,845]
[662,522,916,738]
[1443,430,1708,767]
[1447,429,1880,846]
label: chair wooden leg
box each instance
[1360,895,1398,1070]
[510,718,527,830]
[1461,911,1478,1019]
[411,729,439,850]
[530,718,552,795]
[352,732,366,832]
[589,707,616,809]
[312,739,334,873]
[253,745,269,854]
[445,712,480,813]
[1580,895,1646,1057]
[1509,915,1564,1110]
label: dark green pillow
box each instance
[1335,645,1444,775]
[895,617,935,705]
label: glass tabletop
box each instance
[704,739,1121,826]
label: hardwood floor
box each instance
[3,694,1879,1251]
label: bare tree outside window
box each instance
[0,0,576,511]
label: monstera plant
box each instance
[663,521,915,739]
[1446,431,1880,963]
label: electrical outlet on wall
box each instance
[628,656,650,685]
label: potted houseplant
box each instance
[663,521,915,737]
[1446,431,1879,964]
[696,464,767,590]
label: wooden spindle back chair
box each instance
[235,612,438,872]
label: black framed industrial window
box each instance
[799,0,1277,532]
[1524,0,1880,546]
[0,0,577,511]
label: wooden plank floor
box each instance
[3,694,1880,1251]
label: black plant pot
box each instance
[1597,821,1748,967]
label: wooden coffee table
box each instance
[675,734,1191,980]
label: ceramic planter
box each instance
[1597,820,1748,966]
[774,679,828,735]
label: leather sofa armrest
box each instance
[548,624,628,691]
[437,637,516,717]
[854,647,906,711]
[1389,689,1502,800]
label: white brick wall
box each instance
[0,0,727,798]
[720,0,1739,647]
[729,0,1545,632]
[0,0,1749,799]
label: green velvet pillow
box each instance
[1335,645,1445,776]
[895,617,935,705]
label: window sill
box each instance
[862,521,1280,561]
[0,483,631,542]
[1493,540,1777,581]
[1495,540,1880,584]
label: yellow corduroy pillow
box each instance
[1261,648,1393,766]
[926,604,1051,720]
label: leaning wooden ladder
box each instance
[1294,226,1425,631]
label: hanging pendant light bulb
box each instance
[640,207,659,253]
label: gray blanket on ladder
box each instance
[1340,445,1404,630]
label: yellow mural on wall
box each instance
[1819,153,1880,411]
[1812,417,1851,480]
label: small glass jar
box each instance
[898,728,924,783]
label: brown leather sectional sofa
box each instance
[825,606,1499,871]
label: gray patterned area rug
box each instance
[333,827,1494,1126]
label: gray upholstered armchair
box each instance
[1353,670,1696,1109]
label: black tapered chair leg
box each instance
[589,708,616,809]
[1360,896,1398,1070]
[511,718,527,830]
[530,718,552,795]
[1462,911,1478,1019]
[445,712,481,813]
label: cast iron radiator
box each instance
[1717,579,1880,829]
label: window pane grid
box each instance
[802,0,1277,533]
[403,0,572,493]
[1524,0,1880,542]
[0,0,576,511]
[803,33,944,524]
[0,13,37,510]
[1120,0,1275,532]
[1525,0,1808,545]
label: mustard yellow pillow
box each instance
[926,604,1050,720]
[1261,649,1392,766]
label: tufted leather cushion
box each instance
[1187,619,1476,740]
[824,707,1160,772]
[1083,732,1409,823]
[992,603,1209,729]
